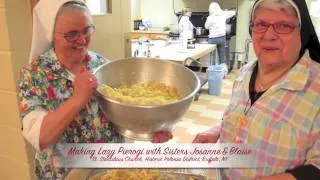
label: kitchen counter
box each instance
[132,40,216,65]
[132,30,170,34]
[131,30,170,40]
[153,43,216,63]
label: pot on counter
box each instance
[195,27,206,36]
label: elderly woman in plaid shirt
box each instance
[193,0,320,179]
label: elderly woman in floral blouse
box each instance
[18,0,171,179]
[193,0,320,179]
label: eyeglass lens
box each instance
[64,25,95,42]
[252,22,296,34]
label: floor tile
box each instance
[174,78,234,142]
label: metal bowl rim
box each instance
[93,58,201,108]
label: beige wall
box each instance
[90,0,131,60]
[307,0,320,39]
[236,0,250,52]
[0,0,35,180]
[0,0,131,178]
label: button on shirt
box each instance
[219,54,320,179]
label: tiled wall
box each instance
[0,0,35,179]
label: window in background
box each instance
[86,0,107,15]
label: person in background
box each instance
[205,2,228,71]
[193,0,320,179]
[18,0,171,179]
[178,7,194,43]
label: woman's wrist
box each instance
[70,95,86,109]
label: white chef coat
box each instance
[178,16,194,40]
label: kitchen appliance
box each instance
[187,38,196,49]
[195,27,206,36]
[133,19,142,30]
[169,11,237,70]
[189,12,210,42]
[225,14,237,71]
[94,58,200,140]
[169,12,210,43]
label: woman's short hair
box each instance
[53,1,91,40]
[253,0,299,21]
[182,7,191,15]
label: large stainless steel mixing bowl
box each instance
[94,58,200,140]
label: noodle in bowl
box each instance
[94,58,200,140]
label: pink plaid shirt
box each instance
[219,55,320,179]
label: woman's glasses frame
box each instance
[250,21,299,34]
[55,25,95,42]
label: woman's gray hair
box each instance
[182,7,191,15]
[52,1,92,45]
[252,0,301,25]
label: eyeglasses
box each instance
[55,25,95,42]
[250,21,298,34]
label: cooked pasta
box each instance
[99,169,164,180]
[98,81,182,106]
[88,169,200,180]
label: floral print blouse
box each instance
[18,49,123,179]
